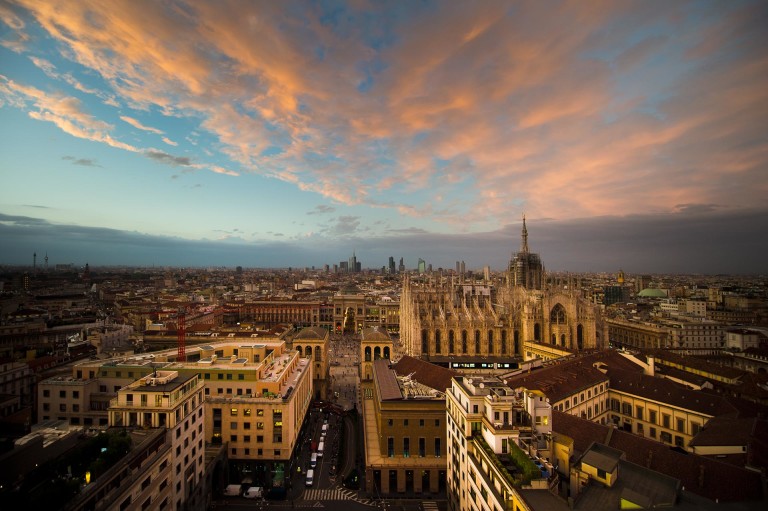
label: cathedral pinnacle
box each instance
[521,214,529,253]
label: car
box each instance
[310,452,318,467]
[318,441,325,457]
[243,486,263,499]
[223,484,242,496]
[305,469,314,487]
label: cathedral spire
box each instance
[521,214,529,253]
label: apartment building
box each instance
[446,375,565,511]
[604,368,738,448]
[38,376,105,426]
[607,317,669,350]
[506,351,754,450]
[107,370,206,511]
[40,338,314,489]
[507,355,612,425]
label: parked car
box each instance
[223,484,241,496]
[243,486,263,499]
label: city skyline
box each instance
[1,1,767,274]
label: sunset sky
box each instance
[1,1,766,273]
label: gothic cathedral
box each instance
[399,217,606,365]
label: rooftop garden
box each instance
[475,435,541,487]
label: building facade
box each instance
[361,358,447,496]
[446,375,564,511]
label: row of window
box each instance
[421,329,520,355]
[386,436,442,457]
[386,418,440,427]
[231,447,281,457]
[42,389,82,398]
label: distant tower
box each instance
[177,307,186,362]
[418,258,426,274]
[33,252,36,270]
[44,252,49,271]
[509,215,543,289]
[617,269,625,285]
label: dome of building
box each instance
[638,288,666,298]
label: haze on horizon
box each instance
[0,1,766,275]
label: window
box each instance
[635,406,644,420]
[435,438,441,457]
[419,438,426,457]
[676,418,685,433]
[662,414,670,429]
[388,437,394,457]
[231,408,238,416]
[388,419,393,427]
[649,410,657,424]
[419,419,424,427]
[660,431,672,443]
[403,437,410,457]
[435,419,440,427]
[404,419,409,426]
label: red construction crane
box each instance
[177,306,186,362]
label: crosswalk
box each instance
[301,488,359,501]
[299,488,442,510]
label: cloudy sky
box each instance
[1,1,766,274]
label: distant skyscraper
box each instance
[348,251,358,273]
[399,258,405,273]
[418,258,426,274]
[456,261,460,274]
[389,256,396,274]
[460,260,466,275]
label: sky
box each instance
[0,0,766,274]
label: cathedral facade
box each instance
[400,218,606,367]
